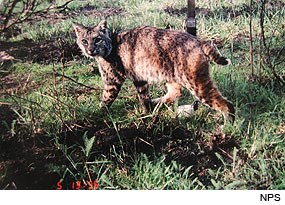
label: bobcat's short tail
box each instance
[201,42,231,65]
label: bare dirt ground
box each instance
[0,39,81,64]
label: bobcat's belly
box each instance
[127,63,171,83]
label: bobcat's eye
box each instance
[81,39,88,45]
[94,37,103,44]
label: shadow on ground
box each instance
[0,109,241,189]
[0,105,62,189]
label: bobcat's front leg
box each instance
[97,60,126,111]
[133,80,153,112]
[100,82,124,110]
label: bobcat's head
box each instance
[73,19,112,58]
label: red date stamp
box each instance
[56,180,99,190]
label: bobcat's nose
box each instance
[87,48,98,56]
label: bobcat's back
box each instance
[115,26,228,83]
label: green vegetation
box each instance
[0,0,284,190]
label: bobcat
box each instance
[73,19,235,122]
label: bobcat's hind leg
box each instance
[185,63,235,123]
[152,82,182,105]
[201,85,235,123]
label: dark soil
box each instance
[78,5,125,17]
[0,38,81,64]
[21,6,125,27]
[164,6,211,17]
[0,105,60,189]
[0,73,42,95]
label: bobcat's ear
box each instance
[73,23,86,37]
[98,18,108,32]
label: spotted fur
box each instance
[73,20,235,122]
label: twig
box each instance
[0,0,74,33]
[54,0,74,12]
[52,71,102,92]
[0,102,13,105]
[34,91,70,108]
[138,137,153,147]
[249,0,254,76]
[218,147,233,160]
[3,92,46,110]
[2,0,20,29]
[260,0,285,85]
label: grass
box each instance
[0,0,285,190]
